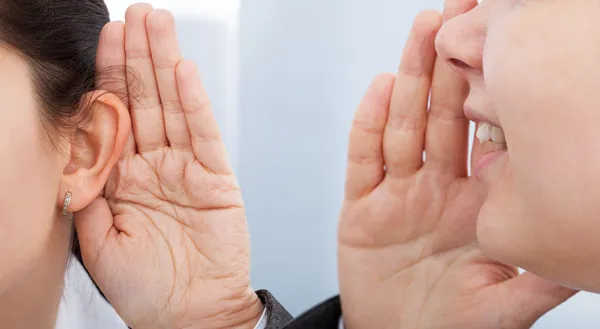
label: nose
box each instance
[435,2,486,77]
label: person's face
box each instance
[436,0,600,292]
[0,47,67,295]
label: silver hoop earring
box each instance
[61,191,72,215]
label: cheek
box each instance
[486,4,600,217]
[481,5,600,291]
[0,101,62,293]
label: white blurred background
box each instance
[57,0,600,328]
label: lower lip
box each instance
[474,150,506,179]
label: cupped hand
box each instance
[338,1,576,329]
[74,4,263,329]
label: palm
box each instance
[341,172,479,251]
[338,2,574,329]
[97,149,250,327]
[74,5,260,329]
[387,176,521,329]
[340,172,508,329]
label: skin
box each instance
[0,3,262,329]
[77,5,263,329]
[439,0,600,293]
[0,44,131,328]
[338,0,590,328]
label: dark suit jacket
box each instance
[256,290,342,329]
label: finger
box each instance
[383,10,442,179]
[345,73,395,201]
[177,60,233,174]
[424,0,477,177]
[73,198,118,267]
[146,9,191,150]
[501,272,577,328]
[125,4,169,153]
[96,21,136,157]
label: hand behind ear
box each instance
[74,6,263,329]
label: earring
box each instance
[61,191,72,215]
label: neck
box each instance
[0,214,72,329]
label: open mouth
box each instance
[476,122,507,154]
[474,122,508,179]
[476,122,506,147]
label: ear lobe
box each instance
[57,91,131,214]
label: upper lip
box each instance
[463,105,501,128]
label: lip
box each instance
[464,105,501,127]
[465,103,507,181]
[474,149,505,179]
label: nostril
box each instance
[449,58,470,69]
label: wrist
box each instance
[228,291,265,329]
[180,289,265,329]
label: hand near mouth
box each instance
[337,1,576,329]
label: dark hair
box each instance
[0,0,113,298]
[0,0,111,139]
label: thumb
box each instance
[73,197,117,268]
[502,272,578,328]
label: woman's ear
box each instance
[57,91,131,214]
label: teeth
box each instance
[476,122,492,144]
[476,122,506,144]
[490,126,506,143]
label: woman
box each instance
[0,1,270,328]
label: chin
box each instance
[475,196,532,271]
[477,205,513,260]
